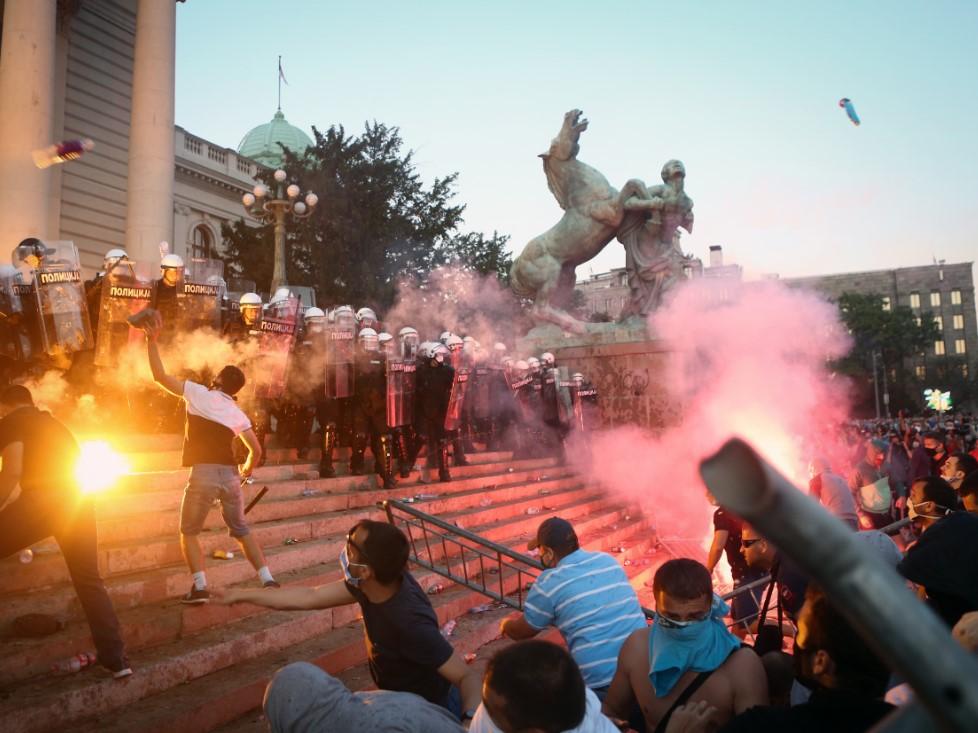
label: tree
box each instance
[221,122,509,309]
[834,292,939,414]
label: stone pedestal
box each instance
[518,323,679,430]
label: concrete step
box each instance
[0,503,653,688]
[0,461,566,596]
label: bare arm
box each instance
[602,628,644,720]
[146,336,185,397]
[0,442,23,507]
[438,651,483,715]
[707,530,728,573]
[216,578,356,610]
[237,428,262,478]
[500,612,542,641]
[623,195,665,212]
[730,648,769,714]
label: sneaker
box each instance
[263,580,281,589]
[181,586,210,604]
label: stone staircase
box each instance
[0,436,670,733]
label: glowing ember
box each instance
[75,441,129,495]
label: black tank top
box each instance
[182,414,236,467]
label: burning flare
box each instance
[75,440,129,495]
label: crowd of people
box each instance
[2,244,977,731]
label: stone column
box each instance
[0,0,57,261]
[125,0,176,263]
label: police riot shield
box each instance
[178,258,223,332]
[571,381,600,432]
[0,267,39,363]
[94,259,155,368]
[444,366,471,432]
[253,294,300,400]
[325,311,356,399]
[386,355,416,428]
[543,367,572,425]
[13,241,93,357]
[470,364,492,420]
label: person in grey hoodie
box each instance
[263,662,465,733]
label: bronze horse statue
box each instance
[510,109,657,333]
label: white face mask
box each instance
[340,546,368,587]
[907,498,948,521]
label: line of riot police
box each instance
[0,240,601,485]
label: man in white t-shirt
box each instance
[146,326,277,603]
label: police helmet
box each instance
[527,357,541,372]
[431,343,450,364]
[358,327,379,350]
[541,352,556,367]
[398,326,419,339]
[304,306,326,322]
[103,248,128,269]
[239,292,262,307]
[161,253,184,269]
[445,334,464,351]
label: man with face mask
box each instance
[847,439,893,529]
[898,477,978,627]
[218,520,483,724]
[941,452,978,492]
[960,471,978,515]
[713,584,893,733]
[499,518,646,698]
[909,430,947,483]
[602,559,768,731]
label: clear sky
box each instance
[175,1,978,280]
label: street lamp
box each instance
[241,168,318,293]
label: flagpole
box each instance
[277,54,282,112]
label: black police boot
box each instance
[318,423,337,479]
[379,434,397,491]
[396,429,412,478]
[438,439,452,483]
[452,435,469,466]
[350,432,368,475]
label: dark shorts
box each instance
[180,464,249,538]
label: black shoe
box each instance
[438,469,451,483]
[454,456,470,467]
[263,580,281,589]
[181,586,210,604]
[319,463,336,479]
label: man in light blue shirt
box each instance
[500,517,647,695]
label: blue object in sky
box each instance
[839,97,861,126]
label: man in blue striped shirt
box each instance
[500,517,647,696]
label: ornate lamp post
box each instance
[241,168,318,293]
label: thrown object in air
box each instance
[33,138,94,169]
[126,307,163,332]
[838,97,861,126]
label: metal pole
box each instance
[700,438,978,732]
[881,354,890,418]
[271,206,286,294]
[872,350,881,419]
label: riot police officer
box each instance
[356,307,380,333]
[224,292,263,342]
[351,327,396,490]
[321,305,357,478]
[389,326,419,478]
[415,342,454,482]
[283,307,327,459]
[444,334,470,467]
[152,253,184,337]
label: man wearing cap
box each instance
[499,517,647,698]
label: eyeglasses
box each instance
[741,538,763,549]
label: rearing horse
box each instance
[510,109,652,333]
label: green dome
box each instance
[237,109,314,168]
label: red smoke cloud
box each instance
[581,278,853,548]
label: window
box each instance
[933,315,943,332]
[191,225,213,260]
[951,289,962,305]
[954,314,965,330]
[955,339,967,355]
[915,365,926,379]
[930,291,941,307]
[910,292,920,309]
[934,341,945,356]
[881,296,891,311]
[914,316,922,327]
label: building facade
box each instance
[0,0,312,279]
[782,262,978,387]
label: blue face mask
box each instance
[340,546,365,587]
[648,594,741,697]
